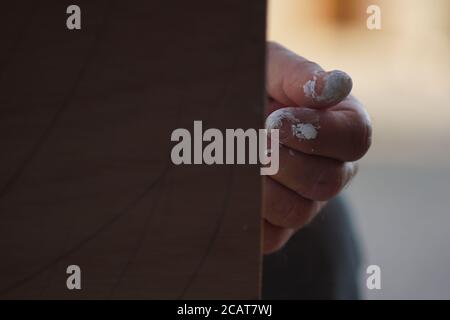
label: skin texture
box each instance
[263,42,372,254]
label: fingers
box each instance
[267,42,352,110]
[263,220,294,254]
[272,146,358,201]
[263,177,323,229]
[263,42,370,255]
[265,96,372,161]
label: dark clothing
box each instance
[263,197,362,299]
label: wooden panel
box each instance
[0,0,266,299]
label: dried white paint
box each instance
[303,70,352,104]
[303,76,318,100]
[291,123,318,140]
[265,108,298,131]
[266,108,319,140]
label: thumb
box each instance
[266,42,352,109]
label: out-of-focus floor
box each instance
[269,0,450,299]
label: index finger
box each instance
[265,95,372,161]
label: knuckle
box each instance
[311,163,345,200]
[284,61,318,90]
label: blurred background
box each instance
[268,0,450,299]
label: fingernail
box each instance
[306,70,353,105]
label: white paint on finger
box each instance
[266,108,319,141]
[303,76,318,99]
[303,70,352,104]
[291,123,318,140]
[265,108,298,131]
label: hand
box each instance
[262,42,372,254]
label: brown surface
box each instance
[0,0,265,299]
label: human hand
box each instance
[263,42,372,254]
